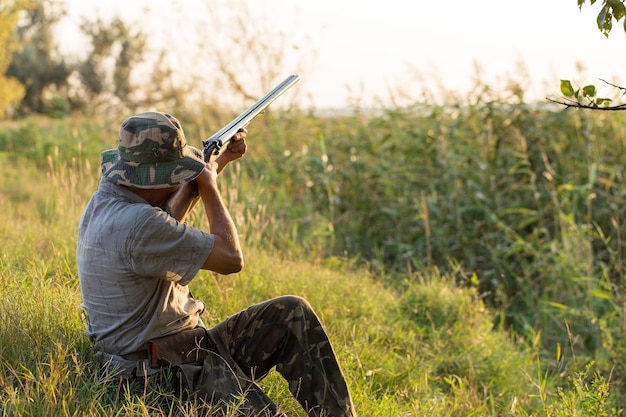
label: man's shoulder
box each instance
[84,180,165,231]
[98,179,147,204]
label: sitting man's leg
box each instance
[208,295,357,417]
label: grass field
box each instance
[0,109,623,416]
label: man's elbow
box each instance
[227,256,244,274]
[203,238,244,274]
[220,253,244,274]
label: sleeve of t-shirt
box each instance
[128,207,215,286]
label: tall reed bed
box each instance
[215,103,626,406]
[221,104,626,393]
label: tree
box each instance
[7,0,71,115]
[181,0,311,110]
[0,0,30,118]
[6,1,148,116]
[77,16,146,111]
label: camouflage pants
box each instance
[172,295,356,416]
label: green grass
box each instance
[0,111,623,416]
[0,227,539,415]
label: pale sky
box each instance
[58,0,626,108]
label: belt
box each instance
[122,349,149,361]
[119,328,209,367]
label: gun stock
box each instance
[163,181,200,223]
[162,75,300,222]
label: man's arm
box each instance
[196,165,243,274]
[197,134,247,274]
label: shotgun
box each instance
[162,74,300,222]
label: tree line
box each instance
[0,0,309,120]
[0,0,154,118]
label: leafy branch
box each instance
[547,79,626,110]
[578,0,626,37]
[551,2,626,110]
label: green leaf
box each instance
[611,0,626,20]
[597,4,614,36]
[582,84,596,97]
[598,4,608,28]
[560,80,575,97]
[547,301,569,310]
[591,288,613,299]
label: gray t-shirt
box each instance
[77,178,214,374]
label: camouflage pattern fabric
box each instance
[101,111,206,189]
[172,352,284,416]
[171,295,356,416]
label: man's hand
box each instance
[215,128,248,173]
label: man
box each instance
[77,111,356,416]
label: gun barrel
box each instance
[162,75,300,222]
[203,74,300,157]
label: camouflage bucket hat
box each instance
[101,112,205,189]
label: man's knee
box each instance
[271,295,316,318]
[275,295,311,309]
